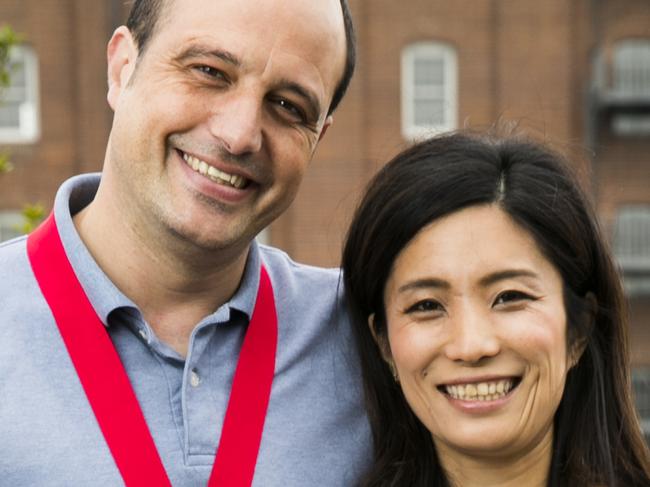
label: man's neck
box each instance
[73,194,250,357]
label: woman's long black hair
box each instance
[342,132,650,486]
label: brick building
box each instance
[1,0,649,431]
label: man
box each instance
[0,0,371,485]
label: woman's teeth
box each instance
[182,152,247,189]
[444,379,515,401]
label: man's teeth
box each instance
[182,153,247,189]
[444,379,514,401]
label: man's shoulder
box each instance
[0,235,30,279]
[0,234,27,252]
[256,243,347,320]
[0,234,43,302]
[257,243,342,290]
[0,235,51,348]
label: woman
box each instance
[342,132,650,486]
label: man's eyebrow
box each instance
[397,278,450,294]
[478,269,540,287]
[275,78,323,119]
[174,44,241,67]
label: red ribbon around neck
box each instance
[27,212,278,487]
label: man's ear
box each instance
[106,26,139,110]
[568,292,597,368]
[318,115,333,142]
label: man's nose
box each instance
[208,92,263,156]
[443,305,500,364]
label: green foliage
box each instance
[0,25,41,236]
[0,152,13,174]
[0,24,19,174]
[15,203,45,234]
[0,24,21,90]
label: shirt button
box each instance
[138,328,147,340]
[190,369,201,387]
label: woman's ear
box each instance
[369,313,399,381]
[568,292,597,368]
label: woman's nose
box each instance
[443,305,500,363]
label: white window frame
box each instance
[613,205,650,296]
[0,44,40,144]
[632,367,650,444]
[0,210,24,242]
[612,39,650,97]
[401,42,457,139]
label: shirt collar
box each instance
[53,173,262,326]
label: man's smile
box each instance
[179,150,249,189]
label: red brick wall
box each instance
[279,0,592,265]
[0,0,115,210]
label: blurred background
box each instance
[1,0,649,438]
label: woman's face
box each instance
[381,204,575,461]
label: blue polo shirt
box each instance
[0,174,371,486]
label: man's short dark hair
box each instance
[125,0,356,115]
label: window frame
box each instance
[401,41,458,139]
[611,38,650,97]
[632,367,650,445]
[0,44,40,144]
[613,205,650,296]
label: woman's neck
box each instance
[436,428,553,487]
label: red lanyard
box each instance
[27,213,278,487]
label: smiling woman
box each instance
[342,132,650,486]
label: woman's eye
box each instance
[493,290,534,306]
[405,299,443,314]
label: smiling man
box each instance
[0,0,371,485]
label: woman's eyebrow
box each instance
[478,269,540,287]
[397,278,450,294]
[397,269,541,294]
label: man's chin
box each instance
[163,217,255,255]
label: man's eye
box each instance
[271,97,307,123]
[493,290,534,306]
[405,299,443,314]
[195,65,227,81]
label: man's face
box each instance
[105,0,346,252]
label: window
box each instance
[632,367,650,444]
[612,40,650,97]
[0,45,40,144]
[613,206,650,295]
[0,211,24,242]
[401,42,457,139]
[609,40,650,135]
[611,114,650,136]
